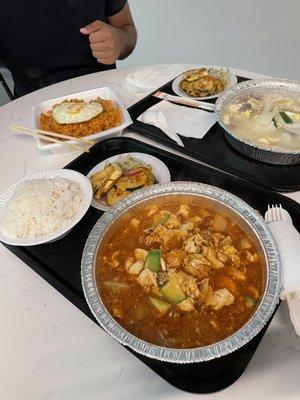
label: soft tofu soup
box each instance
[96,196,265,349]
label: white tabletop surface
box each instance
[0,65,299,400]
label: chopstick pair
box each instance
[10,124,95,153]
[153,91,215,112]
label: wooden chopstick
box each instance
[10,124,95,145]
[10,126,90,153]
[153,91,215,112]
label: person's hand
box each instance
[80,20,125,65]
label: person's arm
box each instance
[80,2,137,65]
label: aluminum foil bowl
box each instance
[81,182,281,364]
[215,79,300,165]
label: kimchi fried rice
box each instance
[40,98,122,138]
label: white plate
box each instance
[33,86,133,155]
[0,169,93,246]
[172,66,238,100]
[87,153,171,211]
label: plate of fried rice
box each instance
[33,87,132,154]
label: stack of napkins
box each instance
[137,100,217,145]
[125,64,186,92]
[265,208,300,336]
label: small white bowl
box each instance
[172,66,238,100]
[87,152,171,211]
[33,86,132,155]
[0,169,93,246]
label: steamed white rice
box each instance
[0,178,83,238]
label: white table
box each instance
[0,65,299,400]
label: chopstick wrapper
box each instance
[267,220,300,335]
[138,100,216,140]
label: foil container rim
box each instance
[214,78,300,155]
[81,182,281,364]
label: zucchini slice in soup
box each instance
[161,276,186,304]
[149,297,172,314]
[145,249,162,272]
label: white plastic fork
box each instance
[265,204,292,224]
[265,203,300,336]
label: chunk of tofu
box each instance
[189,216,203,224]
[206,288,234,310]
[198,278,210,300]
[145,224,172,246]
[164,213,181,229]
[206,248,224,269]
[125,257,134,270]
[155,211,181,229]
[130,218,140,229]
[227,266,246,281]
[222,244,238,258]
[137,269,158,291]
[147,204,159,216]
[177,205,190,218]
[212,214,228,232]
[164,249,185,269]
[219,236,232,247]
[127,260,144,275]
[177,298,195,312]
[239,238,252,250]
[176,271,200,299]
[135,248,148,262]
[211,232,225,247]
[244,250,258,263]
[183,254,210,280]
[172,222,194,239]
[184,233,207,254]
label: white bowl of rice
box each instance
[0,169,93,246]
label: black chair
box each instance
[0,71,14,101]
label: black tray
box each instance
[3,138,300,394]
[128,76,300,192]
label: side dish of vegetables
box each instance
[90,156,157,206]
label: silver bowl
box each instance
[215,79,300,165]
[81,182,281,364]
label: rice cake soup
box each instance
[222,93,300,151]
[96,196,265,349]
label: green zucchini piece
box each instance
[279,111,293,124]
[145,170,156,186]
[149,297,172,314]
[161,276,186,304]
[158,212,171,226]
[115,169,148,191]
[245,294,256,308]
[104,281,130,293]
[145,249,162,272]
